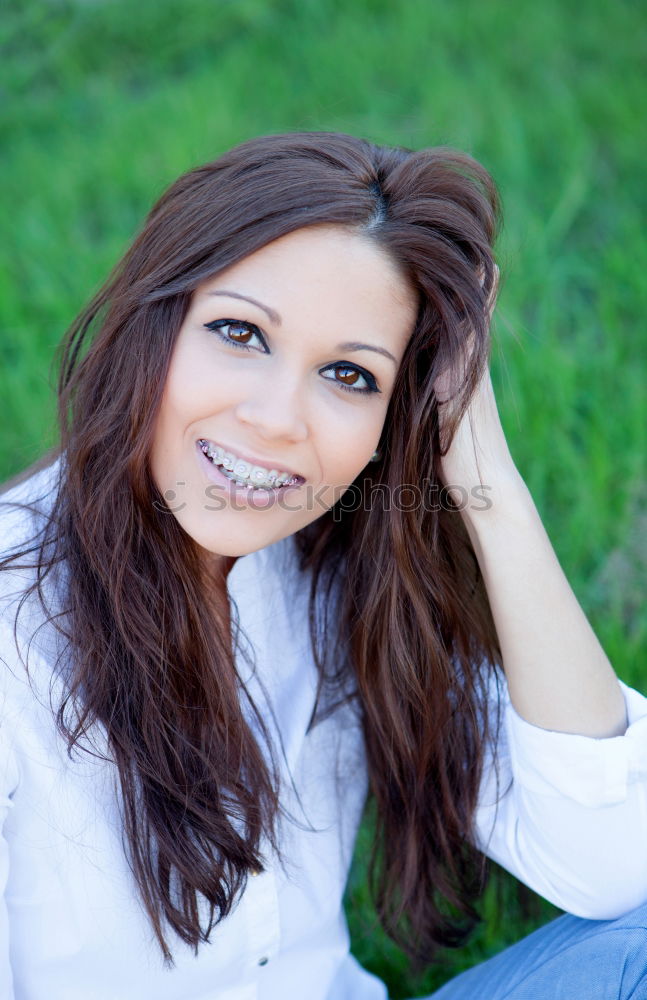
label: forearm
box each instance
[462,470,627,738]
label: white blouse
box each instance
[1,462,647,1000]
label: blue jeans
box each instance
[418,901,647,999]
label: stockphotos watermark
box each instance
[153,480,493,520]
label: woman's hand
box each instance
[433,264,522,516]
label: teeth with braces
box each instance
[198,440,299,490]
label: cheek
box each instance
[160,346,234,436]
[149,352,218,484]
[317,412,385,485]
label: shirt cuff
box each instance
[506,680,647,807]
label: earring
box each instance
[370,449,381,462]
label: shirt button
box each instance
[258,957,269,966]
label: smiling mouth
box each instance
[197,439,305,490]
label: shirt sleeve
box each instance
[0,686,18,999]
[473,674,647,920]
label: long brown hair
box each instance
[0,132,503,966]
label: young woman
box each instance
[1,132,646,1000]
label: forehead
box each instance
[197,225,418,356]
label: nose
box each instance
[234,374,309,444]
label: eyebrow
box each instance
[206,289,398,366]
[206,290,281,325]
[335,341,398,365]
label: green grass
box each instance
[1,0,645,995]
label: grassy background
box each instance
[1,0,645,995]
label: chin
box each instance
[173,508,286,557]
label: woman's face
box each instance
[149,225,417,568]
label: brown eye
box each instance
[320,363,379,395]
[204,319,267,353]
[227,322,254,344]
[334,365,360,386]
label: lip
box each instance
[196,437,306,482]
[195,441,305,499]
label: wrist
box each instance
[458,466,535,540]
